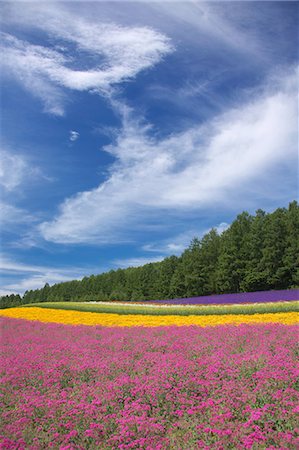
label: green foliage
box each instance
[1,201,298,309]
[216,212,253,293]
[283,201,299,286]
[0,294,22,309]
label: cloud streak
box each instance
[143,222,230,256]
[0,256,100,295]
[0,203,37,227]
[0,150,29,191]
[1,148,50,192]
[39,67,298,244]
[1,4,173,114]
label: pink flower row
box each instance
[1,318,298,449]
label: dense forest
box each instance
[1,201,298,309]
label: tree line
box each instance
[1,201,298,308]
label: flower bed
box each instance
[150,289,299,305]
[0,306,298,326]
[21,300,299,316]
[1,318,298,449]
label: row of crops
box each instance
[150,288,299,304]
[20,299,299,316]
[0,289,298,326]
[1,305,298,327]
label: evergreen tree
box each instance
[260,208,288,289]
[170,261,186,298]
[283,201,299,286]
[154,256,179,299]
[198,229,221,294]
[241,209,268,291]
[216,212,253,293]
[181,238,207,297]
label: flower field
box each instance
[1,294,298,449]
[0,306,298,326]
[1,318,299,449]
[151,289,299,305]
[19,298,299,316]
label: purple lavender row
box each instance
[149,289,299,305]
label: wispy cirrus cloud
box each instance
[0,202,37,227]
[0,148,49,192]
[39,67,298,244]
[1,33,67,116]
[0,256,101,295]
[142,234,197,256]
[1,4,173,115]
[143,222,230,256]
[1,150,29,191]
[0,149,46,232]
[0,148,50,234]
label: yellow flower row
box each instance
[0,307,298,327]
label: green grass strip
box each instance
[22,301,299,316]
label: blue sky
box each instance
[1,1,298,295]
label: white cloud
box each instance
[39,67,298,244]
[149,1,260,57]
[0,150,48,232]
[113,256,165,269]
[9,234,41,250]
[143,222,230,255]
[0,149,47,192]
[69,130,80,142]
[143,230,199,255]
[1,4,173,114]
[0,257,49,274]
[0,202,36,227]
[143,242,189,255]
[0,264,75,296]
[2,274,73,295]
[0,256,99,295]
[1,33,66,116]
[0,289,20,297]
[0,150,28,191]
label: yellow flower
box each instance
[0,307,298,327]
